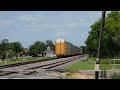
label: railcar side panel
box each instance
[55,39,80,57]
[55,39,67,57]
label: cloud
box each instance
[0,11,102,47]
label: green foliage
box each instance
[0,39,9,60]
[85,11,120,58]
[66,58,96,70]
[45,40,55,51]
[0,39,9,52]
[0,39,23,60]
[12,42,23,53]
[29,41,47,57]
[7,50,16,58]
[28,40,55,57]
[80,46,87,54]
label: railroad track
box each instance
[0,55,84,70]
[25,57,80,70]
[0,55,86,77]
[0,58,58,69]
[0,71,17,76]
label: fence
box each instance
[109,59,120,70]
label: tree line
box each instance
[0,39,23,60]
[0,39,55,60]
[0,38,87,60]
[29,40,55,57]
[85,11,120,58]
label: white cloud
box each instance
[0,11,103,47]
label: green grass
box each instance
[100,64,120,70]
[100,64,113,70]
[100,59,120,70]
[66,58,120,71]
[100,59,120,64]
[66,58,96,70]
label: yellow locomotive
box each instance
[55,39,80,57]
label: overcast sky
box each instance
[0,11,110,48]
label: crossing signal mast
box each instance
[95,11,106,79]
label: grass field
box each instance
[66,58,95,70]
[66,58,120,70]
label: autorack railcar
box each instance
[55,39,81,57]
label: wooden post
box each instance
[95,11,106,79]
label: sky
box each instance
[0,11,110,48]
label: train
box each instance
[55,38,81,57]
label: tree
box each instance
[45,40,55,51]
[5,42,16,59]
[0,39,24,60]
[0,39,9,60]
[7,50,16,59]
[0,39,9,51]
[85,11,120,58]
[6,43,15,51]
[12,42,23,53]
[80,46,87,54]
[29,41,47,57]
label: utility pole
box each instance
[95,11,106,79]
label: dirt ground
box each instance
[49,71,95,79]
[65,72,95,79]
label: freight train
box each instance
[55,39,81,57]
